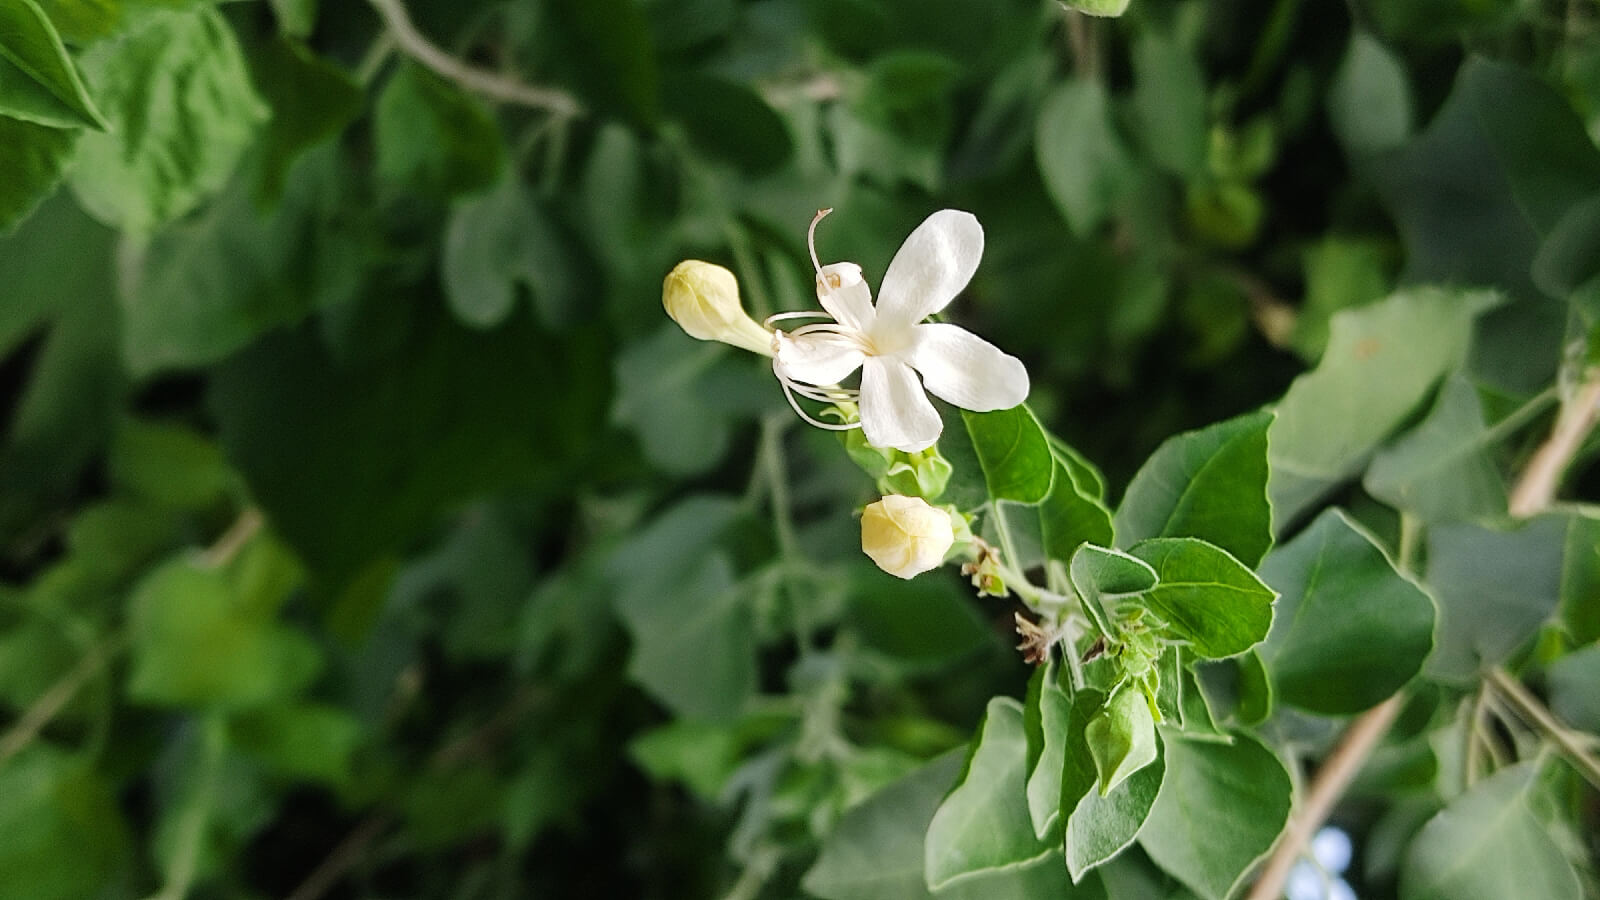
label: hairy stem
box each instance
[1245,695,1404,900]
[366,0,582,116]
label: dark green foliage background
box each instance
[1,0,1598,897]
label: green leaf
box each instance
[248,37,363,203]
[1085,683,1158,796]
[1546,643,1600,733]
[127,544,320,710]
[375,63,503,198]
[1327,31,1411,156]
[1060,690,1165,882]
[1039,456,1114,564]
[0,748,128,900]
[629,721,744,800]
[1115,409,1273,567]
[544,0,660,127]
[606,496,753,721]
[228,702,363,785]
[925,697,1052,889]
[611,326,768,476]
[661,71,791,174]
[1024,668,1070,839]
[210,300,607,589]
[268,0,316,37]
[107,418,233,511]
[1137,733,1291,900]
[1424,513,1571,683]
[1127,538,1277,659]
[1294,237,1393,360]
[0,0,109,130]
[70,7,269,232]
[1533,193,1600,298]
[1268,287,1496,525]
[961,406,1054,504]
[0,115,75,234]
[1069,543,1157,636]
[122,144,366,376]
[1257,509,1434,714]
[31,0,121,44]
[1399,762,1580,900]
[1036,78,1134,237]
[847,563,996,671]
[1364,374,1508,523]
[444,175,579,329]
[1130,28,1206,178]
[1560,510,1600,643]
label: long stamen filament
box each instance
[807,208,833,278]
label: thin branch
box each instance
[196,507,263,569]
[0,633,126,767]
[1245,695,1404,900]
[1508,370,1600,517]
[283,815,392,900]
[1486,667,1600,791]
[366,0,582,117]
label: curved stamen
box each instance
[807,208,833,278]
[765,310,834,327]
[775,361,860,433]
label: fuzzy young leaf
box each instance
[1085,683,1158,796]
[1059,690,1165,881]
[1127,538,1276,659]
[925,698,1052,888]
[1115,409,1273,567]
[1257,509,1434,713]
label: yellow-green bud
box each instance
[662,260,774,357]
[861,495,955,580]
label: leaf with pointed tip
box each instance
[1116,410,1273,566]
[962,406,1054,504]
[1059,689,1166,882]
[1127,539,1276,659]
[1258,509,1434,713]
[0,0,108,130]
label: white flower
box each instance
[861,495,956,579]
[769,209,1029,452]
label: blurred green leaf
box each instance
[630,720,744,799]
[962,406,1054,504]
[1128,538,1276,659]
[1137,733,1290,900]
[269,0,316,37]
[544,0,660,126]
[1036,79,1134,237]
[127,543,319,710]
[1131,28,1206,178]
[248,38,362,203]
[1258,509,1434,714]
[1327,32,1411,157]
[1424,513,1571,683]
[1559,510,1600,644]
[1294,237,1392,360]
[0,0,107,130]
[0,116,75,234]
[444,175,579,329]
[926,698,1054,888]
[1268,287,1496,525]
[1364,374,1508,523]
[375,63,503,198]
[1115,409,1273,567]
[1059,689,1165,882]
[228,702,363,785]
[108,418,232,511]
[0,748,129,900]
[663,71,791,174]
[846,564,995,670]
[1546,643,1600,733]
[1399,762,1580,900]
[71,7,268,232]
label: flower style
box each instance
[770,208,1029,452]
[860,494,956,579]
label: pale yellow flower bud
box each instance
[662,260,775,357]
[861,495,956,580]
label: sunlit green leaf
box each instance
[962,406,1054,504]
[0,0,108,130]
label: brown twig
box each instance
[366,0,582,117]
[1486,667,1600,791]
[1245,695,1404,900]
[1508,371,1600,517]
[0,633,126,767]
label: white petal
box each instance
[874,209,984,330]
[817,265,875,333]
[905,322,1029,411]
[859,357,942,452]
[774,331,865,385]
